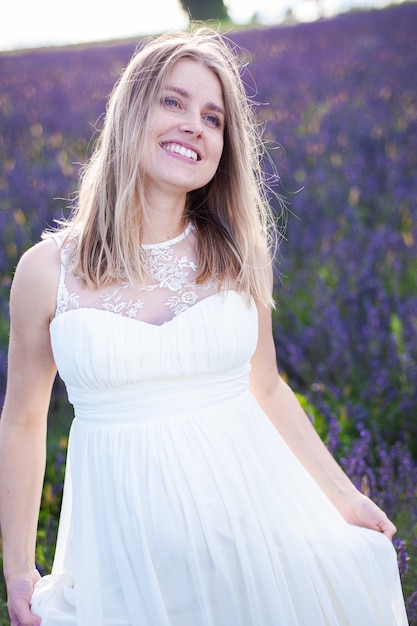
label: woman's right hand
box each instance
[7,569,42,626]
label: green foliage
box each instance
[179,0,229,21]
[393,513,417,614]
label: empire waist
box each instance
[66,370,250,424]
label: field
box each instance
[0,3,416,622]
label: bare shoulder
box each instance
[11,238,61,322]
[15,236,59,272]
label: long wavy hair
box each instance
[47,26,283,306]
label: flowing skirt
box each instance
[31,391,408,626]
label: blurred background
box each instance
[1,0,416,623]
[0,0,409,50]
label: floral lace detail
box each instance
[99,285,144,318]
[56,283,80,316]
[54,224,218,325]
[146,248,197,289]
[140,239,214,317]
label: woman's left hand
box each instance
[337,491,397,540]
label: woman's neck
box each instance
[141,208,188,245]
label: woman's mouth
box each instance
[161,142,199,161]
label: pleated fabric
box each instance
[31,291,408,626]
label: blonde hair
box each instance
[47,26,283,306]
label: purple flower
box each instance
[393,538,409,578]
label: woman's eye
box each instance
[204,114,221,128]
[163,97,180,108]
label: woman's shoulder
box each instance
[12,239,61,320]
[17,237,61,275]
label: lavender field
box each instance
[1,2,417,622]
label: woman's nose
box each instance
[179,111,203,136]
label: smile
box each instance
[161,142,199,161]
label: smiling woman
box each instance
[0,25,409,626]
[142,58,225,226]
[46,28,274,300]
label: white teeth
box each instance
[163,143,198,161]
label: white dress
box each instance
[31,224,409,626]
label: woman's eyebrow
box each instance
[164,85,225,117]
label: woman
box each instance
[0,27,408,626]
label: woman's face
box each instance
[144,58,225,201]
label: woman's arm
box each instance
[0,239,59,626]
[249,296,396,539]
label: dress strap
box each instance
[51,233,70,317]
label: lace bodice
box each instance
[54,224,218,326]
